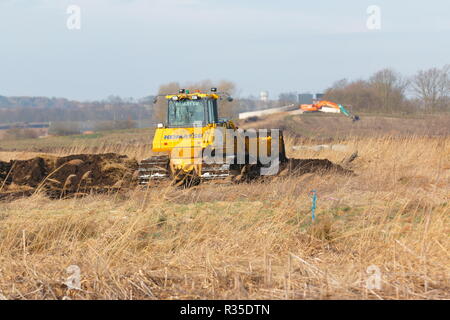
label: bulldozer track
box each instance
[138,154,253,186]
[138,155,170,184]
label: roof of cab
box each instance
[165,93,220,100]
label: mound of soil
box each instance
[0,153,138,197]
[0,161,11,181]
[0,153,350,200]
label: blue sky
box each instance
[0,0,449,100]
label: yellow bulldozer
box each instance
[138,88,289,186]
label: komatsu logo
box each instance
[164,134,203,139]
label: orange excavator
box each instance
[300,100,360,122]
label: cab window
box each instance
[167,100,205,127]
[207,99,218,123]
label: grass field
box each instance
[0,115,449,300]
[0,128,155,158]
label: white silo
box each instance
[260,91,269,102]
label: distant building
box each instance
[298,93,314,105]
[315,93,325,100]
[260,91,269,102]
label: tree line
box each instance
[0,97,153,124]
[1,65,448,127]
[323,65,450,114]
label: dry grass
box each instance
[0,135,449,300]
[239,113,450,139]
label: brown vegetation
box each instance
[239,113,450,139]
[0,133,448,300]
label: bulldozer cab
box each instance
[167,96,218,127]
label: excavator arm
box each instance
[301,100,360,122]
[334,103,360,122]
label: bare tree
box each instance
[154,82,180,123]
[216,80,239,119]
[324,79,379,112]
[324,70,413,114]
[369,68,409,112]
[185,80,238,119]
[411,65,450,111]
[331,79,349,90]
[153,80,238,122]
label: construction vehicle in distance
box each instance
[300,100,360,122]
[138,88,288,186]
